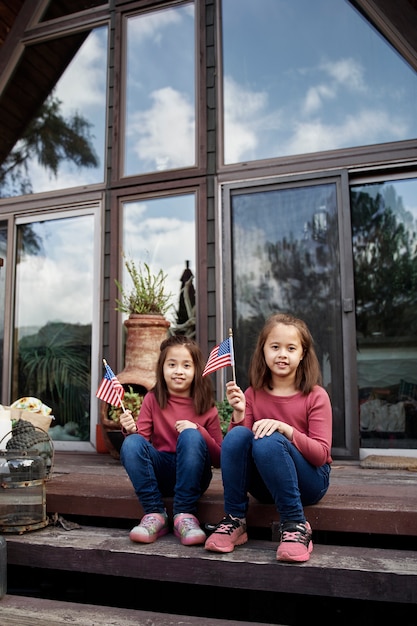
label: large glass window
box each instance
[225,180,346,451]
[12,207,100,447]
[221,0,417,164]
[123,2,196,176]
[0,26,108,197]
[122,194,196,333]
[351,178,417,451]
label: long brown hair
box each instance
[248,313,322,394]
[153,334,215,413]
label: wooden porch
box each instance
[2,450,417,625]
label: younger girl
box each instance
[205,313,332,562]
[120,334,223,546]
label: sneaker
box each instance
[129,512,169,544]
[173,513,206,546]
[204,514,248,553]
[276,520,313,563]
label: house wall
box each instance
[0,0,416,457]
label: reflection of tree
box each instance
[0,94,99,197]
[18,322,91,439]
[0,223,43,259]
[234,203,340,390]
[351,185,417,338]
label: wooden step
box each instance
[45,460,417,537]
[0,594,280,626]
[5,525,417,605]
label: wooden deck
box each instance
[2,451,417,625]
[44,451,417,539]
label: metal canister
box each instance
[0,451,48,534]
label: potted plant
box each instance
[114,257,173,316]
[107,385,145,424]
[100,256,172,458]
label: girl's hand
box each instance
[175,419,197,433]
[119,409,138,434]
[226,381,245,422]
[253,419,293,440]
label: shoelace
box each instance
[141,514,164,532]
[213,515,241,535]
[176,517,199,534]
[280,524,310,545]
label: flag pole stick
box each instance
[102,358,126,412]
[229,328,236,383]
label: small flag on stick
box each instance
[203,331,235,378]
[96,360,125,409]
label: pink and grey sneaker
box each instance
[173,513,206,546]
[276,520,313,562]
[129,512,169,544]
[204,514,248,553]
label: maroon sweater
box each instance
[136,392,223,467]
[233,386,333,467]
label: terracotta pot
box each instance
[117,314,171,389]
[100,314,170,459]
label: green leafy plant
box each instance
[115,255,173,316]
[108,386,145,424]
[216,397,233,436]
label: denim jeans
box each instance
[221,425,331,522]
[120,427,213,517]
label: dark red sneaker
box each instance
[276,520,313,563]
[204,514,248,553]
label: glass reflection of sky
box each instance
[122,194,196,324]
[124,3,195,176]
[16,215,95,328]
[222,0,417,164]
[232,184,336,242]
[23,27,108,193]
[351,178,417,229]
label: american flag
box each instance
[96,362,125,407]
[202,337,235,377]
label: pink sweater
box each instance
[235,386,333,467]
[136,392,223,467]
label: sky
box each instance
[222,0,417,162]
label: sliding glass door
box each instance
[12,205,101,449]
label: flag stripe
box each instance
[202,337,234,377]
[96,363,125,407]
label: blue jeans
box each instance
[221,426,331,523]
[120,428,213,517]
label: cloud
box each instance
[224,55,411,162]
[223,76,274,162]
[26,158,103,193]
[55,29,108,112]
[302,58,366,115]
[17,222,94,327]
[285,109,407,155]
[128,6,183,43]
[303,84,336,115]
[320,57,366,91]
[128,87,195,170]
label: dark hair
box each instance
[153,334,215,413]
[248,313,322,394]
